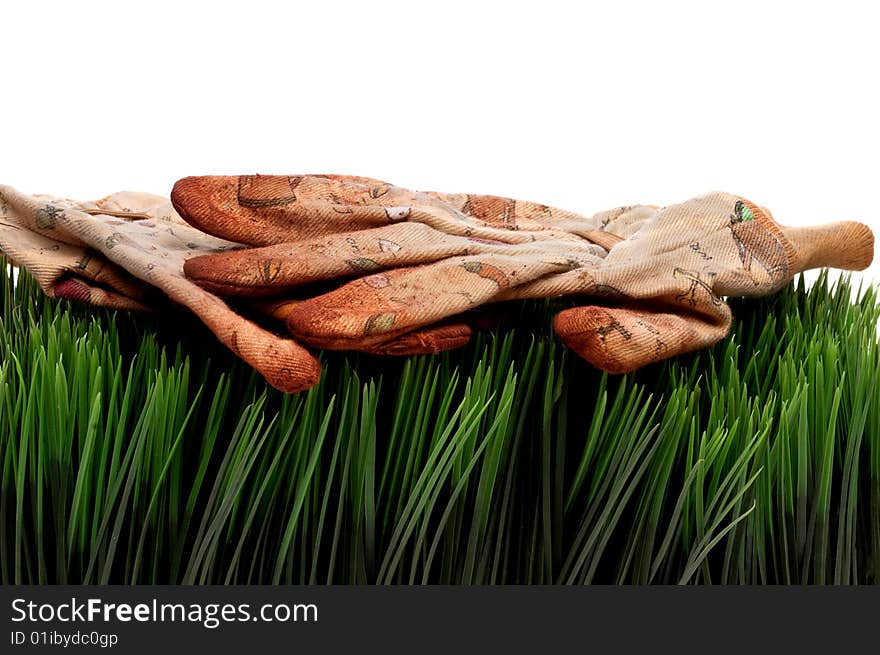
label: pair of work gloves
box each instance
[0,175,873,393]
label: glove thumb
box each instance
[553,303,732,374]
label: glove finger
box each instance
[554,304,732,374]
[284,254,567,350]
[183,222,475,296]
[0,205,150,306]
[53,277,152,311]
[73,249,148,300]
[171,175,424,246]
[251,300,472,355]
[352,322,472,356]
[420,191,629,248]
[421,191,585,225]
[252,297,472,355]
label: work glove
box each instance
[0,185,321,393]
[0,190,151,310]
[4,177,873,395]
[173,175,874,375]
[548,194,874,372]
[172,174,622,354]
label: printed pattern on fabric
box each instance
[1,175,874,392]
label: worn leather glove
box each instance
[173,175,874,375]
[0,185,321,393]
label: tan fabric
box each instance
[1,176,873,394]
[174,175,873,375]
[0,185,321,393]
[0,193,150,310]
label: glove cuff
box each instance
[738,197,874,275]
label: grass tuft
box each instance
[1,260,878,584]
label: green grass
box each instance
[1,259,879,584]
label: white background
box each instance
[3,0,878,287]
